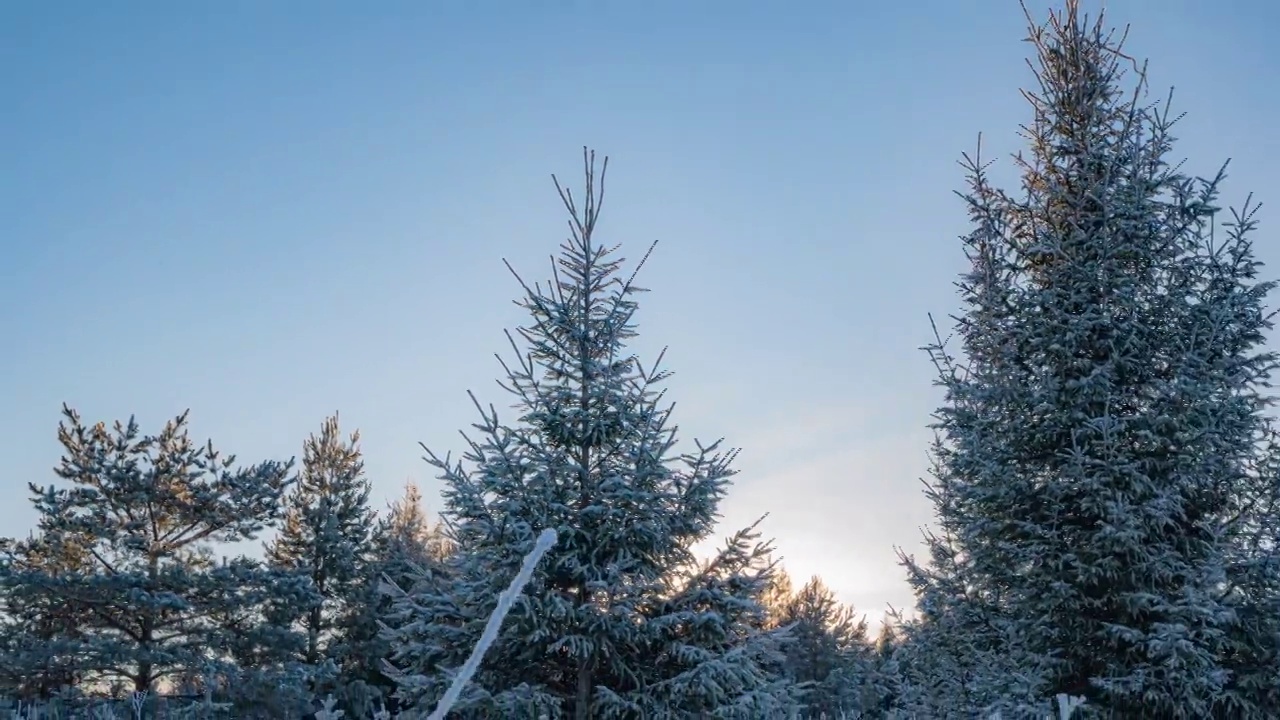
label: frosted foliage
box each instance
[427,528,557,720]
[336,481,453,714]
[899,1,1279,717]
[0,406,298,693]
[380,149,795,718]
[251,414,386,717]
[267,414,376,670]
[762,574,884,717]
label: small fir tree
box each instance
[265,414,375,681]
[383,149,796,719]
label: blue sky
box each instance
[3,0,1277,622]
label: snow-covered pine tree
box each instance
[771,576,875,718]
[2,405,299,693]
[0,531,93,698]
[383,148,797,719]
[265,414,375,689]
[629,518,796,718]
[339,481,454,716]
[866,618,902,717]
[374,481,454,592]
[750,564,798,706]
[902,1,1277,716]
[1217,424,1280,710]
[892,532,1054,717]
[201,556,320,717]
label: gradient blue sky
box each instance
[3,0,1277,622]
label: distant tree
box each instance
[901,1,1278,716]
[374,481,453,594]
[759,565,795,627]
[773,577,875,718]
[337,481,453,716]
[867,618,902,716]
[0,405,297,693]
[265,414,375,682]
[382,149,798,719]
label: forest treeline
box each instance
[3,2,1278,718]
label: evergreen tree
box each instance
[0,405,298,693]
[383,148,797,719]
[902,1,1277,715]
[200,556,320,717]
[374,481,453,593]
[867,619,902,717]
[1218,426,1280,710]
[626,519,795,718]
[751,563,798,709]
[339,481,453,716]
[772,577,874,718]
[0,532,93,698]
[266,414,375,674]
[759,566,795,628]
[892,541,1053,717]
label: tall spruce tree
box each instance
[382,149,796,719]
[266,414,375,674]
[0,405,299,693]
[901,1,1278,716]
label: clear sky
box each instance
[3,0,1277,624]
